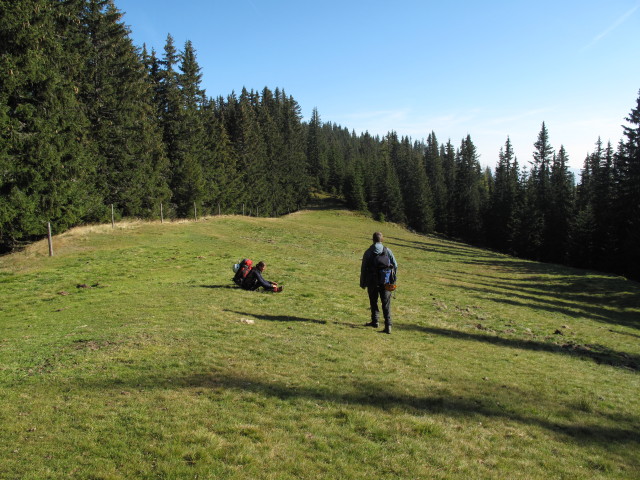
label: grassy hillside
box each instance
[1,198,639,479]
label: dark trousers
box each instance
[367,283,392,326]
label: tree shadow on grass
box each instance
[387,237,504,262]
[85,369,640,448]
[227,310,327,325]
[398,324,639,371]
[386,237,640,331]
[445,271,640,331]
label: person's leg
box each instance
[380,285,392,333]
[365,284,380,326]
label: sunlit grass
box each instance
[1,198,639,479]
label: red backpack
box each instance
[232,258,253,286]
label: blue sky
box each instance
[116,0,640,169]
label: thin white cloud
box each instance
[583,4,640,50]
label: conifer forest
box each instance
[2,0,640,281]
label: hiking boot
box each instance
[381,325,391,334]
[274,285,284,292]
[364,321,379,328]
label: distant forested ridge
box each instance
[2,0,639,280]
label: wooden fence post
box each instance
[160,202,164,223]
[194,202,197,221]
[111,204,115,228]
[47,222,54,257]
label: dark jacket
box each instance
[360,243,398,288]
[242,268,272,291]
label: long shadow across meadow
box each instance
[388,237,640,330]
[442,270,640,330]
[399,324,639,371]
[81,369,640,451]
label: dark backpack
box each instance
[372,247,393,285]
[233,258,253,286]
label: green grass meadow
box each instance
[1,198,639,479]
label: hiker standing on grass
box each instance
[360,232,397,334]
[242,261,283,292]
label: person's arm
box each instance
[388,248,398,271]
[254,270,274,289]
[360,250,369,289]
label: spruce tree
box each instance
[531,122,554,260]
[441,140,457,236]
[452,135,485,243]
[489,138,520,253]
[354,132,381,212]
[514,167,543,259]
[615,90,640,280]
[547,146,575,263]
[326,142,345,196]
[375,134,406,223]
[425,132,447,232]
[203,104,238,213]
[573,150,597,267]
[238,88,269,214]
[173,40,206,215]
[257,87,284,212]
[278,91,310,212]
[306,107,328,189]
[399,137,434,233]
[344,160,368,212]
[154,36,207,216]
[68,0,170,218]
[0,0,96,250]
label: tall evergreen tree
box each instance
[375,133,405,223]
[529,122,554,260]
[512,167,542,259]
[546,146,575,263]
[279,90,310,210]
[69,0,169,218]
[172,40,206,215]
[154,36,206,216]
[488,138,520,253]
[441,140,457,236]
[344,159,368,212]
[573,150,597,267]
[238,88,269,214]
[354,132,381,211]
[398,137,434,233]
[424,132,447,232]
[201,99,238,213]
[306,107,328,189]
[615,90,640,280]
[452,135,485,243]
[0,0,96,250]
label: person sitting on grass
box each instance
[241,261,283,292]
